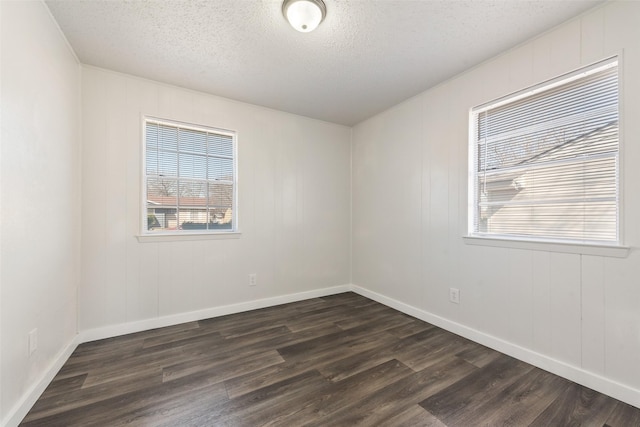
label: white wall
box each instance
[80,67,351,333]
[0,1,81,425]
[352,1,640,407]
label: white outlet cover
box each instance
[449,288,460,304]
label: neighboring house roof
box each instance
[484,120,617,184]
[147,195,231,210]
[515,120,617,167]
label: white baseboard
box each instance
[80,284,351,343]
[2,334,81,427]
[349,284,640,409]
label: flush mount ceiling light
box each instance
[282,0,326,33]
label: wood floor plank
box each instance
[304,357,478,426]
[332,303,414,330]
[249,359,414,426]
[378,404,446,427]
[58,329,225,381]
[419,353,535,425]
[79,331,227,388]
[37,374,87,400]
[82,365,164,390]
[210,325,354,399]
[22,368,163,422]
[22,370,227,427]
[20,292,639,426]
[224,323,378,398]
[74,321,200,354]
[142,325,293,382]
[317,326,464,382]
[454,366,570,426]
[224,359,315,399]
[276,323,399,362]
[162,349,284,383]
[283,303,359,332]
[454,342,502,368]
[141,324,224,348]
[394,328,473,372]
[386,319,436,339]
[161,370,330,427]
[316,343,398,382]
[529,382,619,427]
[289,332,400,373]
[62,321,201,369]
[605,401,640,427]
[104,382,227,427]
[320,292,375,307]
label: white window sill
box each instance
[463,235,630,258]
[137,231,242,243]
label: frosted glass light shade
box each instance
[283,0,326,33]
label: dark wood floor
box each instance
[22,292,640,426]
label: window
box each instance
[469,58,619,244]
[143,117,237,234]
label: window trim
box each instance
[462,235,629,258]
[140,115,239,238]
[466,56,628,256]
[136,232,242,243]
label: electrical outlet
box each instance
[249,273,257,287]
[29,328,38,356]
[449,288,460,304]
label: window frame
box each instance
[139,115,239,239]
[465,56,629,257]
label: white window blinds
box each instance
[470,58,619,244]
[143,118,236,233]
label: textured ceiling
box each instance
[46,0,603,126]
